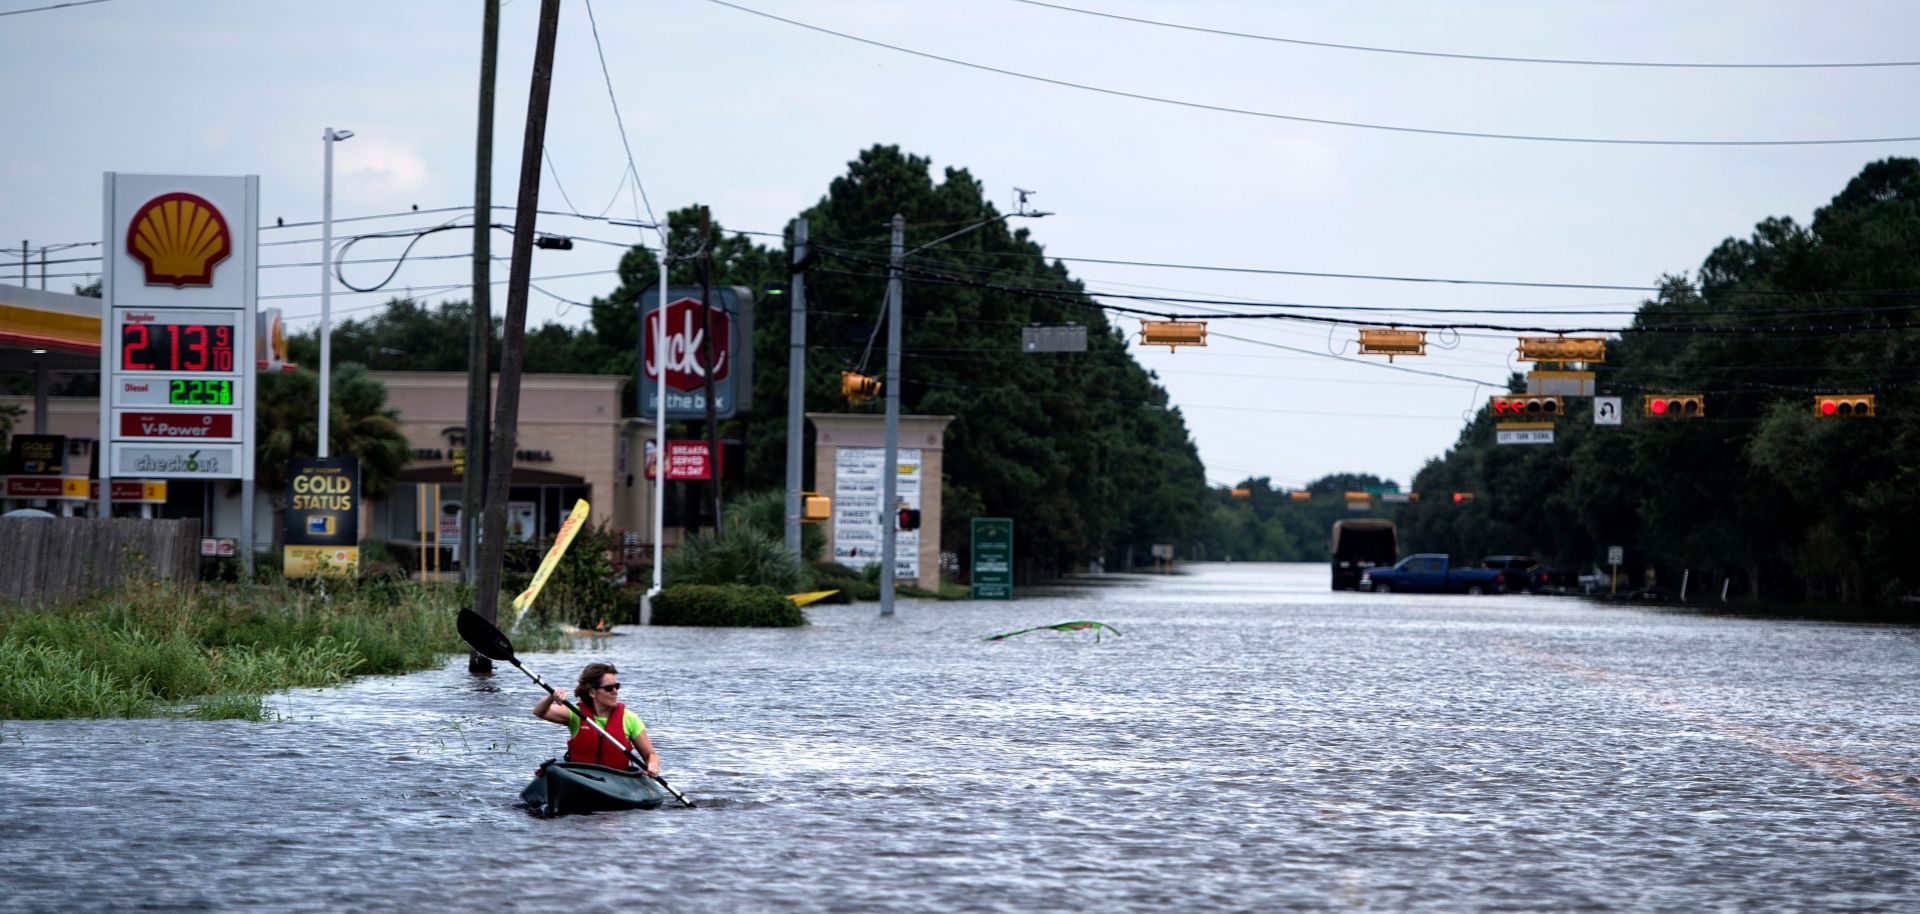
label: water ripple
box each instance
[4,563,1918,913]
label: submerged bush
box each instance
[0,579,558,721]
[650,584,807,627]
[664,527,808,594]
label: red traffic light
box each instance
[1489,395,1562,416]
[1814,395,1875,418]
[1644,395,1705,418]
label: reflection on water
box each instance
[4,563,1918,913]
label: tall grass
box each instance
[0,579,569,721]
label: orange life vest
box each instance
[565,701,633,769]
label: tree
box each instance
[252,363,410,554]
[1403,158,1920,605]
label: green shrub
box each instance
[529,522,624,629]
[808,560,880,602]
[651,584,807,627]
[0,578,485,720]
[727,489,828,562]
[665,527,808,593]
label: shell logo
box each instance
[127,192,232,287]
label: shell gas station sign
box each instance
[100,174,257,484]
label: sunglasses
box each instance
[595,683,621,693]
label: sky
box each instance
[3,0,1916,489]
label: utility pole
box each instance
[880,214,904,616]
[698,205,723,535]
[473,0,560,637]
[783,218,808,556]
[464,0,500,672]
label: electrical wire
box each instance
[582,0,660,227]
[820,256,1920,337]
[701,0,1920,147]
[0,0,114,16]
[1007,0,1920,70]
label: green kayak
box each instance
[520,761,668,815]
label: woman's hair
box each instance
[576,662,619,715]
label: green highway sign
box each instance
[970,517,1014,600]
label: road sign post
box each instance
[970,517,1014,600]
[1607,545,1623,595]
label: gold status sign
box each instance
[284,457,361,578]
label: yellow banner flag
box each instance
[513,499,591,613]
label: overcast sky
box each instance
[4,0,1916,488]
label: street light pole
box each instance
[319,126,354,459]
[880,214,904,616]
[876,205,1048,617]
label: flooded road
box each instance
[5,563,1918,912]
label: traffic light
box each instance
[897,507,921,531]
[1358,328,1426,359]
[1643,394,1705,418]
[1814,394,1876,418]
[451,446,465,477]
[1489,394,1563,417]
[841,370,881,403]
[1139,320,1208,351]
[1230,487,1252,499]
[1289,490,1312,501]
[801,493,831,523]
[1516,336,1607,363]
[1452,492,1474,504]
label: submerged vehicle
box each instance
[1331,519,1397,591]
[521,760,668,815]
[1363,554,1506,595]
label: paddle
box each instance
[457,608,695,808]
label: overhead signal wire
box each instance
[818,255,1920,338]
[701,0,1920,146]
[1008,0,1920,70]
[811,237,1920,301]
[812,254,1920,389]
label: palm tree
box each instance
[250,362,410,554]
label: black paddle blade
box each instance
[457,609,517,663]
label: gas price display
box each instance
[121,321,236,372]
[169,379,235,406]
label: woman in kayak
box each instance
[533,661,661,776]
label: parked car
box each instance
[1363,554,1506,595]
[1481,555,1554,593]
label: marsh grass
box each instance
[0,580,571,721]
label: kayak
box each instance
[520,760,668,815]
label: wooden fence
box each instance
[0,517,202,607]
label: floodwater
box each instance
[4,563,1919,913]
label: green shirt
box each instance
[567,706,646,742]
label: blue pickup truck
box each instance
[1363,554,1507,595]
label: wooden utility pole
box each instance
[474,0,561,632]
[698,205,723,535]
[465,0,500,673]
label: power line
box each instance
[822,257,1920,337]
[582,0,660,227]
[701,0,1920,147]
[1008,0,1920,70]
[814,238,1920,299]
[0,0,114,16]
